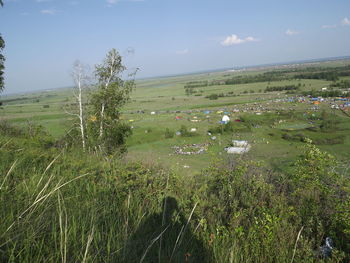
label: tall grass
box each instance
[0,130,349,262]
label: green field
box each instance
[1,59,350,263]
[1,60,350,175]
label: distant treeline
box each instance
[330,80,350,89]
[224,72,285,85]
[205,93,225,100]
[0,97,38,104]
[294,72,340,81]
[184,81,209,89]
[184,66,350,93]
[184,72,285,92]
[302,89,350,98]
[294,66,350,81]
[265,85,299,92]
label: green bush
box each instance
[0,128,349,262]
[281,132,306,142]
[0,120,25,137]
[314,135,345,145]
[179,125,197,137]
[205,94,218,100]
[164,128,174,138]
[208,121,251,134]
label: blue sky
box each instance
[1,0,350,94]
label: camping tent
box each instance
[222,115,230,124]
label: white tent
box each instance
[232,140,248,147]
[222,115,230,124]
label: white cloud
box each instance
[341,17,350,26]
[176,49,189,55]
[285,29,299,36]
[221,34,259,46]
[40,9,56,14]
[321,24,337,29]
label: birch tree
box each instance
[94,49,126,138]
[71,60,89,151]
[0,0,5,93]
[89,48,136,153]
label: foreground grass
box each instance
[0,124,349,262]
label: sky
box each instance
[1,0,350,94]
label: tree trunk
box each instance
[99,103,105,138]
[78,81,85,151]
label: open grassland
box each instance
[1,59,350,262]
[1,60,350,175]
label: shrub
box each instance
[320,119,339,132]
[205,94,218,100]
[208,121,251,134]
[0,120,25,137]
[179,125,197,137]
[281,133,306,142]
[314,135,345,145]
[164,128,174,138]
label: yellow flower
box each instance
[89,115,97,122]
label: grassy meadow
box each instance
[2,60,349,175]
[1,59,350,262]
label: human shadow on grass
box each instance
[122,196,212,263]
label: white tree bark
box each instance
[98,55,117,139]
[72,61,87,151]
[99,103,105,138]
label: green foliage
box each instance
[225,71,285,85]
[0,136,203,262]
[208,120,251,134]
[197,160,311,262]
[179,125,196,137]
[295,71,340,81]
[0,120,25,137]
[320,119,338,132]
[164,128,174,138]
[0,120,54,149]
[302,89,350,98]
[265,84,299,92]
[281,132,307,142]
[88,49,136,154]
[206,93,218,100]
[313,135,345,145]
[331,80,350,89]
[0,131,349,262]
[289,140,347,252]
